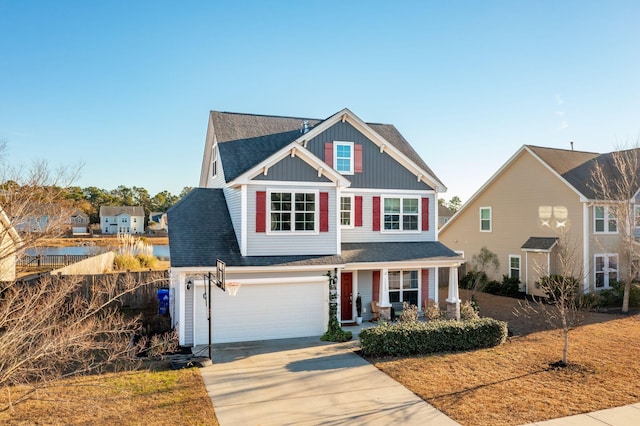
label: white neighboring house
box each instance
[0,206,22,281]
[99,206,145,235]
[148,212,168,232]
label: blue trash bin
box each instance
[158,288,170,315]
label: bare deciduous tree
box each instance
[0,272,171,411]
[470,246,500,293]
[589,147,640,313]
[515,232,589,366]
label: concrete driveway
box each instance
[199,336,460,425]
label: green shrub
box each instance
[137,253,158,268]
[321,329,352,342]
[598,281,640,308]
[359,318,508,356]
[484,275,521,297]
[460,271,487,290]
[114,253,140,270]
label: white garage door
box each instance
[193,281,327,344]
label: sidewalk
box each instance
[522,403,640,425]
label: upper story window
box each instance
[270,191,316,232]
[383,197,419,231]
[594,205,617,233]
[480,207,492,232]
[121,217,128,223]
[340,196,353,227]
[334,141,354,175]
[211,145,218,178]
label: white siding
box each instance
[246,185,338,256]
[223,186,242,248]
[341,192,437,243]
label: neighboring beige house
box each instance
[440,145,640,296]
[99,206,145,235]
[68,210,90,235]
[0,207,22,281]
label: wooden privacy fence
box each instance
[77,270,171,309]
[17,254,91,270]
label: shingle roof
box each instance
[527,145,640,199]
[168,188,462,268]
[99,206,145,217]
[210,110,442,185]
[341,242,460,264]
[521,237,558,251]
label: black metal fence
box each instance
[17,254,91,270]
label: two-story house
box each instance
[439,145,640,296]
[168,108,463,345]
[99,206,145,235]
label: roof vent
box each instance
[301,121,309,134]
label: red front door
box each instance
[340,272,353,321]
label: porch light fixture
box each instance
[186,279,192,290]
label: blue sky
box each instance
[1,1,639,202]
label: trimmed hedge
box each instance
[359,318,508,357]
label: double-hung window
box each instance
[595,254,618,288]
[211,145,218,177]
[340,195,353,227]
[383,197,419,231]
[509,255,521,281]
[480,207,492,232]
[270,191,316,232]
[388,270,419,306]
[334,142,354,174]
[594,205,617,233]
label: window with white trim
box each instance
[509,255,521,281]
[594,205,617,233]
[269,191,316,232]
[480,207,492,232]
[388,270,419,306]
[634,205,640,228]
[211,145,218,178]
[334,141,354,174]
[595,253,618,288]
[383,197,419,231]
[340,195,353,227]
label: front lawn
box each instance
[0,364,218,425]
[371,314,640,425]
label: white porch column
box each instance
[378,268,392,320]
[446,266,460,321]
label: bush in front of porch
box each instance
[359,318,507,356]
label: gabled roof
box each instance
[202,109,445,191]
[441,144,640,233]
[99,206,145,217]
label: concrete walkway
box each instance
[198,336,460,425]
[521,403,640,426]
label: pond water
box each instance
[26,245,170,261]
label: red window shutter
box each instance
[422,197,430,231]
[372,270,380,301]
[354,144,363,173]
[421,269,430,310]
[324,142,333,167]
[256,191,266,233]
[320,192,329,232]
[354,196,363,227]
[372,196,380,231]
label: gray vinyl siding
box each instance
[341,192,437,243]
[306,121,432,190]
[223,187,242,247]
[246,185,338,256]
[354,270,374,322]
[253,155,332,183]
